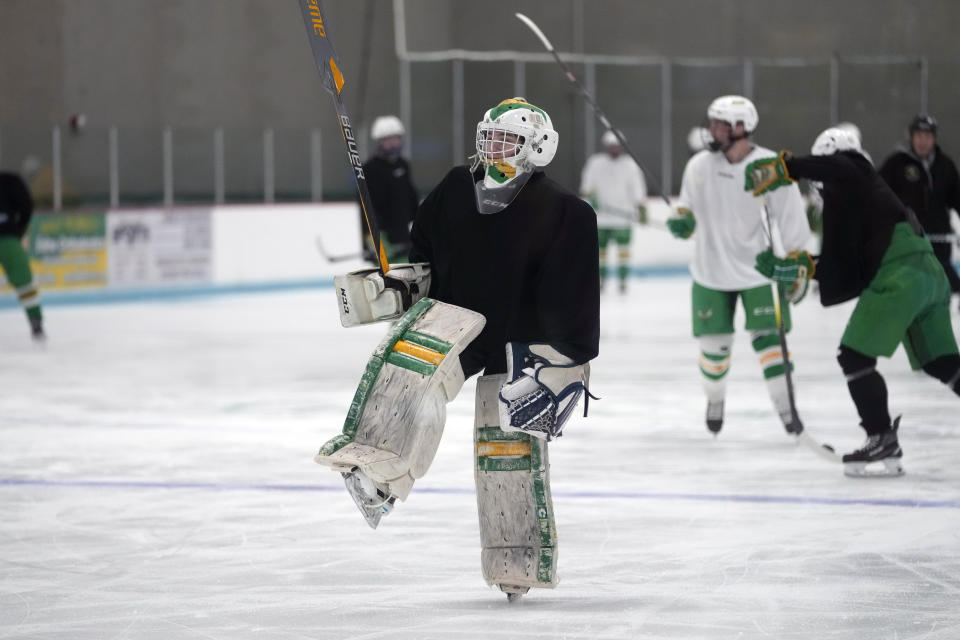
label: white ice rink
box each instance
[2,278,959,639]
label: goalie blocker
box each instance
[334,263,431,327]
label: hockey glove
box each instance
[333,263,431,327]
[755,249,815,303]
[744,151,795,196]
[666,207,696,239]
[498,343,591,442]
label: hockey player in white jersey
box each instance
[666,95,811,436]
[580,130,648,293]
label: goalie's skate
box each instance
[342,469,397,529]
[842,416,904,478]
[498,584,530,603]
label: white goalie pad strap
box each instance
[498,343,589,441]
[475,374,558,590]
[315,298,485,501]
[334,262,431,327]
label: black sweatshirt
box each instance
[0,172,34,238]
[358,155,420,251]
[409,167,600,377]
[879,144,960,235]
[784,151,911,306]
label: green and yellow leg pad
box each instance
[314,297,486,501]
[474,374,558,593]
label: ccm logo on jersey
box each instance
[340,287,350,314]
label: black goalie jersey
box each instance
[409,167,600,377]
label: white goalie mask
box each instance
[811,127,862,156]
[475,98,558,187]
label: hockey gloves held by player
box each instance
[744,151,795,196]
[498,343,592,442]
[755,249,815,303]
[666,207,695,239]
[334,263,431,327]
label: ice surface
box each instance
[1,279,959,639]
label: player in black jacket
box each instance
[745,128,960,477]
[879,114,960,298]
[0,172,44,341]
[410,99,599,377]
[357,115,420,263]
[318,98,599,599]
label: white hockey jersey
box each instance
[579,152,647,230]
[677,146,810,291]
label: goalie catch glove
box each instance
[755,249,815,304]
[333,263,431,327]
[744,151,795,196]
[498,343,595,441]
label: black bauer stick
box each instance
[760,201,840,464]
[298,0,390,275]
[515,12,671,207]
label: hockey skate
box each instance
[779,411,804,436]
[498,584,530,603]
[29,316,46,343]
[342,468,397,529]
[706,400,724,435]
[842,416,904,478]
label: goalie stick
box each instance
[515,12,671,207]
[760,201,840,464]
[298,0,390,275]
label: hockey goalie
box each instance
[315,98,600,600]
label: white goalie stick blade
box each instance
[795,429,841,464]
[843,458,905,478]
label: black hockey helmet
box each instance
[909,114,938,135]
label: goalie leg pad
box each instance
[475,374,559,592]
[315,298,486,503]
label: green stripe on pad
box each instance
[386,351,438,375]
[403,330,452,354]
[324,298,436,456]
[477,426,529,442]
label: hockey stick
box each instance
[591,203,670,231]
[515,13,671,207]
[315,236,363,263]
[760,201,840,464]
[298,0,390,275]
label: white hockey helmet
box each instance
[811,127,862,156]
[371,115,405,140]
[835,121,862,146]
[707,95,758,133]
[686,126,712,153]
[601,129,621,148]
[476,98,558,183]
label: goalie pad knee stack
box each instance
[315,298,485,508]
[475,374,559,594]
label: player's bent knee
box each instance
[315,298,486,500]
[837,345,876,377]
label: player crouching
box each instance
[315,98,600,599]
